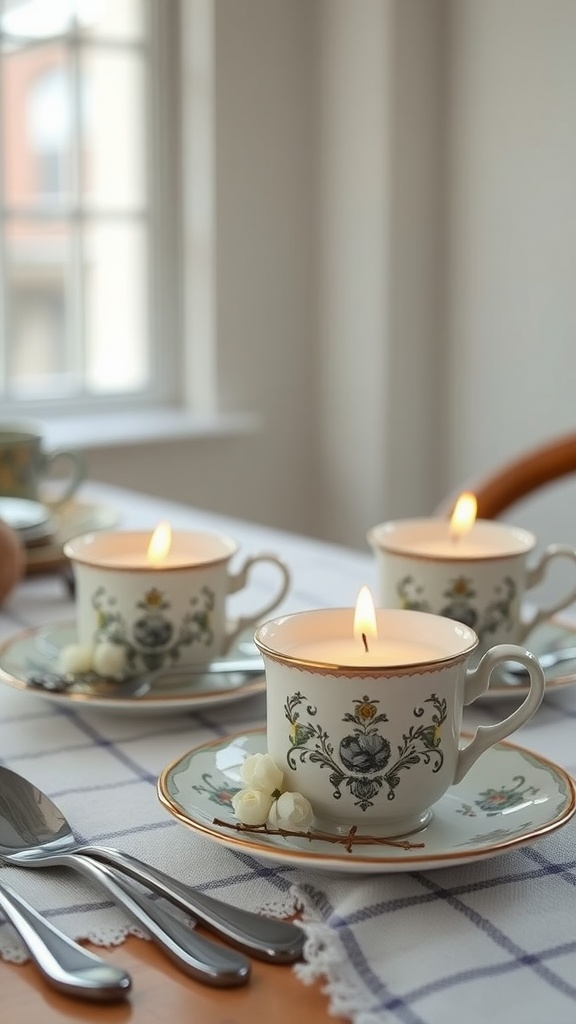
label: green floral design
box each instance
[191,772,239,808]
[284,691,447,811]
[90,584,215,672]
[456,775,539,817]
[397,573,517,640]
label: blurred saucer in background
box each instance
[0,497,55,547]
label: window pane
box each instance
[0,0,127,41]
[5,219,76,397]
[1,44,73,206]
[81,49,146,209]
[0,0,170,411]
[84,221,148,394]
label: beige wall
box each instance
[316,0,449,547]
[84,0,576,557]
[84,0,320,537]
[444,0,576,560]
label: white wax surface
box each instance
[64,530,236,569]
[409,537,497,557]
[93,552,201,569]
[373,518,534,560]
[292,638,445,667]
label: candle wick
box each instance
[362,632,369,654]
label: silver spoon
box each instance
[0,876,132,1001]
[499,646,576,684]
[0,767,304,964]
[0,769,250,986]
[26,658,265,699]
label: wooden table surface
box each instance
[3,932,342,1023]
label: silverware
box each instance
[0,876,132,1001]
[81,845,304,963]
[0,769,250,987]
[26,657,265,698]
[0,767,304,964]
[26,671,151,698]
[499,646,576,684]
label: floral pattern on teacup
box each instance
[88,582,216,675]
[284,691,447,812]
[396,573,517,642]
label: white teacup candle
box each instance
[255,595,545,837]
[64,525,290,679]
[368,494,576,655]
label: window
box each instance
[0,0,181,412]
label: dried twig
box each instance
[213,818,425,854]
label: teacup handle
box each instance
[519,544,576,639]
[223,554,291,652]
[454,644,545,784]
[43,448,86,507]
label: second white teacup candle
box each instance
[368,493,576,655]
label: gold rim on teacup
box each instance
[254,607,479,678]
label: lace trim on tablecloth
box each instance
[1,921,149,964]
[294,891,383,1024]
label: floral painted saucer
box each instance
[0,623,265,715]
[157,728,576,874]
[487,617,576,699]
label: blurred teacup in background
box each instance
[63,525,291,679]
[368,495,576,655]
[0,421,85,507]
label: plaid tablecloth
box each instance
[1,482,576,1024]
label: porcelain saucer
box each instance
[0,497,55,545]
[157,728,576,874]
[486,617,576,699]
[0,623,265,715]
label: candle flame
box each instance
[449,492,477,540]
[147,521,172,564]
[353,585,378,650]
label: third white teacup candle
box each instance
[368,493,576,655]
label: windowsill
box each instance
[38,408,260,451]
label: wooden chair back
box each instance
[437,433,576,519]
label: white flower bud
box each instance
[232,787,274,826]
[240,752,284,795]
[267,791,314,831]
[58,644,93,675]
[92,642,129,680]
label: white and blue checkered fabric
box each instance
[1,484,576,1024]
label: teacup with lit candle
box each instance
[368,494,576,655]
[63,525,290,679]
[254,587,544,837]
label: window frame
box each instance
[0,0,183,418]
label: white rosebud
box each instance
[267,791,314,831]
[232,787,274,826]
[92,642,129,680]
[240,753,284,795]
[58,644,93,675]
